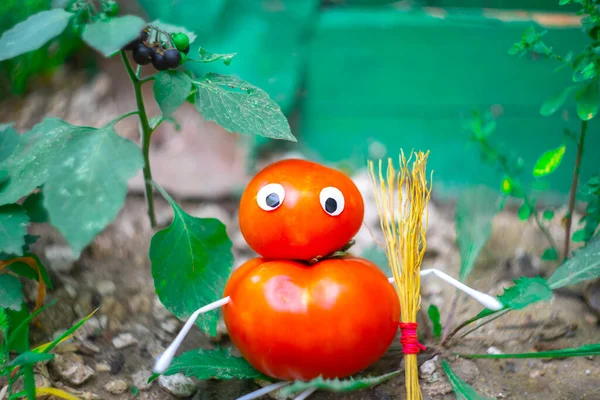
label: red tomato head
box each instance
[222,256,400,381]
[238,159,364,260]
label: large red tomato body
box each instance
[238,159,364,261]
[222,256,400,381]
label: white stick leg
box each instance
[295,387,317,400]
[388,270,503,311]
[153,296,231,374]
[236,382,290,400]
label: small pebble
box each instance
[79,340,101,354]
[160,319,179,334]
[529,370,544,379]
[51,354,95,386]
[104,379,128,395]
[44,245,77,273]
[585,369,591,375]
[96,280,117,296]
[95,362,111,373]
[129,293,152,314]
[487,346,504,355]
[419,358,437,378]
[153,295,171,320]
[112,333,138,349]
[132,369,153,391]
[158,373,197,397]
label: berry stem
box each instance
[120,50,157,228]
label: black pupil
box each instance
[325,198,337,214]
[265,193,280,208]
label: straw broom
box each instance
[367,150,432,400]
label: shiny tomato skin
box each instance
[222,256,400,381]
[238,159,364,261]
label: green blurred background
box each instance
[1,0,597,202]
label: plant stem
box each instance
[457,309,510,340]
[441,289,460,341]
[563,120,588,261]
[120,51,157,228]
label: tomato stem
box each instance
[120,50,157,228]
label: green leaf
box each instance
[0,274,23,311]
[532,144,566,177]
[572,229,590,242]
[150,183,233,336]
[0,118,143,253]
[198,48,237,66]
[23,365,36,400]
[6,304,30,352]
[5,301,56,350]
[573,61,596,83]
[541,247,559,261]
[39,308,98,354]
[540,86,576,116]
[0,307,8,333]
[548,236,600,289]
[0,9,73,62]
[153,71,192,117]
[8,253,53,290]
[441,360,494,399]
[517,202,531,220]
[455,186,499,281]
[575,82,599,121]
[0,123,19,163]
[497,276,553,310]
[428,304,442,338]
[149,347,267,383]
[43,120,142,254]
[0,170,9,189]
[543,209,555,220]
[193,73,296,142]
[559,0,571,5]
[149,19,197,45]
[280,371,401,397]
[8,351,54,367]
[22,191,49,223]
[0,204,30,257]
[0,118,78,205]
[82,15,146,57]
[457,343,600,359]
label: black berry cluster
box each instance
[123,28,190,71]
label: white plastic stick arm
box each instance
[295,388,318,400]
[153,296,231,374]
[236,382,290,400]
[388,269,503,311]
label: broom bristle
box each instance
[367,150,432,400]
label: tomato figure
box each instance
[222,256,400,381]
[239,159,364,260]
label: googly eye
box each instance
[256,183,285,211]
[319,187,345,216]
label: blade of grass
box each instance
[456,343,600,359]
[39,308,98,354]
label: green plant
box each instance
[0,0,296,396]
[480,0,600,262]
[0,254,96,400]
[0,0,84,97]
